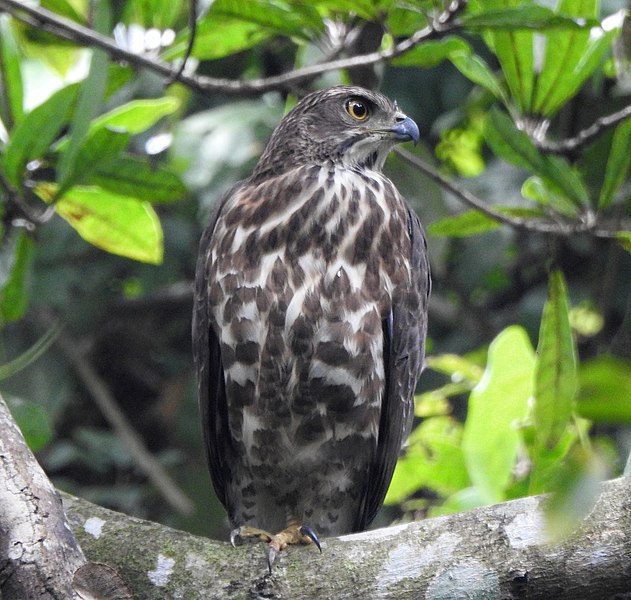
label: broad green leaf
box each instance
[210,0,323,38]
[386,417,469,504]
[6,397,54,452]
[485,109,590,207]
[56,0,110,190]
[35,183,164,264]
[91,98,180,135]
[429,210,501,237]
[0,15,24,130]
[533,0,599,116]
[162,19,270,61]
[429,207,545,237]
[449,51,508,103]
[493,29,534,113]
[305,0,383,20]
[57,128,130,198]
[521,176,578,216]
[541,27,619,117]
[394,36,471,67]
[3,83,80,187]
[462,325,535,503]
[534,270,577,449]
[461,5,595,30]
[92,156,187,203]
[0,231,34,325]
[598,117,631,208]
[577,356,631,422]
[43,0,86,23]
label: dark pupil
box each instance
[352,101,366,118]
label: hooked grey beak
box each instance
[390,115,420,145]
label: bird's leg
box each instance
[230,519,322,573]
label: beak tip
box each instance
[391,116,420,146]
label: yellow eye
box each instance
[345,98,369,121]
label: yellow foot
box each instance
[230,523,322,573]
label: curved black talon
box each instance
[299,525,322,553]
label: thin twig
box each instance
[40,313,195,516]
[0,0,467,96]
[533,104,631,155]
[166,0,197,85]
[395,147,626,238]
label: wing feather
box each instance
[356,200,431,530]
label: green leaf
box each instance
[6,397,54,452]
[485,109,590,207]
[426,353,484,386]
[162,19,270,61]
[386,417,469,504]
[598,117,631,208]
[210,0,323,38]
[57,128,130,197]
[428,207,545,237]
[615,231,631,254]
[532,0,599,116]
[3,83,80,187]
[35,183,164,264]
[492,29,534,113]
[429,210,502,237]
[577,356,631,422]
[461,5,595,30]
[89,98,181,136]
[538,28,619,117]
[534,270,577,449]
[122,0,183,29]
[462,325,535,503]
[0,15,24,130]
[91,156,187,204]
[449,51,508,103]
[56,0,110,190]
[394,36,471,67]
[521,175,579,216]
[0,231,34,324]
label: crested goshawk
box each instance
[193,85,431,568]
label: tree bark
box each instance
[62,477,631,599]
[0,395,86,599]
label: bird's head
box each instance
[252,85,419,179]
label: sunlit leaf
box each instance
[534,270,577,449]
[598,117,631,208]
[386,417,469,504]
[426,353,484,385]
[35,183,164,264]
[0,15,24,130]
[615,231,631,254]
[462,325,535,503]
[492,29,534,113]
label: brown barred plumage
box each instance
[193,85,430,553]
